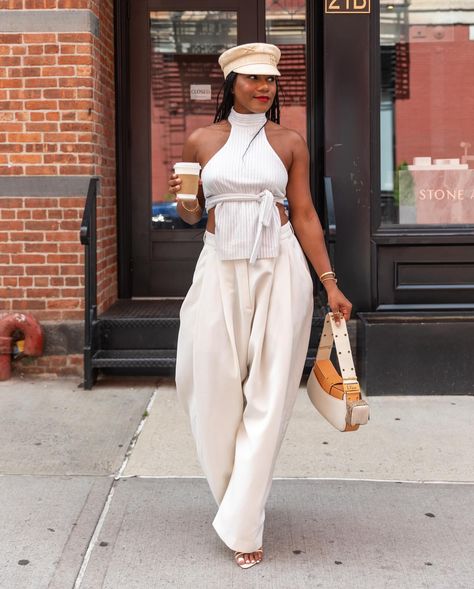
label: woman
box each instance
[170,43,352,569]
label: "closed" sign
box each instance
[325,0,370,13]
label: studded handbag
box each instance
[307,312,370,432]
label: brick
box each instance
[10,67,42,78]
[17,210,31,219]
[43,89,76,99]
[0,288,24,298]
[13,255,45,264]
[25,100,58,110]
[31,209,47,219]
[9,90,42,100]
[26,288,60,298]
[75,45,92,55]
[48,254,79,264]
[24,34,57,44]
[11,46,27,58]
[25,221,60,231]
[44,45,59,55]
[28,45,44,56]
[45,231,77,242]
[25,243,57,253]
[0,100,23,109]
[59,165,93,175]
[3,277,18,286]
[24,166,58,175]
[30,112,45,121]
[0,123,24,132]
[26,144,57,153]
[12,299,45,310]
[0,265,24,276]
[0,220,23,231]
[60,45,76,55]
[44,154,77,164]
[44,133,77,142]
[60,122,93,132]
[58,33,92,44]
[45,112,60,121]
[59,265,82,275]
[59,77,92,88]
[10,155,42,164]
[62,287,83,297]
[46,209,62,220]
[0,166,23,175]
[10,232,44,242]
[0,56,21,66]
[25,122,58,132]
[0,35,22,44]
[58,55,93,66]
[77,89,93,99]
[24,56,57,67]
[47,299,80,309]
[25,265,59,276]
[25,78,58,88]
[27,198,58,208]
[8,132,42,142]
[0,79,22,88]
[18,278,33,288]
[1,198,23,209]
[62,101,93,114]
[33,277,49,287]
[50,277,64,286]
[42,66,75,77]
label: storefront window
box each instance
[380,1,474,226]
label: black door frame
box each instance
[115,0,328,302]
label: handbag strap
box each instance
[316,313,358,383]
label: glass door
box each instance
[128,0,308,297]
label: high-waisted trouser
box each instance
[175,222,314,552]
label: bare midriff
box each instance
[205,202,288,234]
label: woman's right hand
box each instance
[168,173,181,196]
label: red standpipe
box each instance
[0,313,44,380]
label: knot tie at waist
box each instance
[205,190,285,263]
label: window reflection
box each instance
[266,0,307,139]
[380,1,474,225]
[150,11,237,230]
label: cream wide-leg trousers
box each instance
[175,222,314,553]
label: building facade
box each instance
[1,1,473,392]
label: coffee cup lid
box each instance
[174,162,201,171]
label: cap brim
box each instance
[231,64,281,77]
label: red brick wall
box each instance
[0,1,116,376]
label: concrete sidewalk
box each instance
[0,377,473,588]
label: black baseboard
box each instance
[357,312,474,395]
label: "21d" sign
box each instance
[325,0,370,13]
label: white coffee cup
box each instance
[174,162,201,201]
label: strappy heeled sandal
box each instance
[234,547,263,569]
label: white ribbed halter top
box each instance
[201,107,288,263]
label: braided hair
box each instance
[214,72,281,124]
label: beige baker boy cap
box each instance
[218,43,281,79]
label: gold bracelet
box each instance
[321,277,338,284]
[180,199,201,213]
[319,270,335,281]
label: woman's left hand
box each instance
[325,284,352,325]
